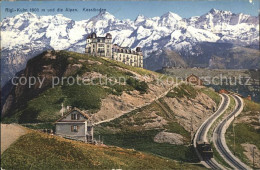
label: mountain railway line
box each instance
[194,94,229,169]
[213,95,251,170]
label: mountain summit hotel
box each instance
[85,33,143,68]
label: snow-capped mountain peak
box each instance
[53,14,67,19]
[134,14,147,25]
[208,8,233,16]
[92,11,115,21]
[135,14,146,21]
[209,8,220,14]
[14,12,38,19]
[161,11,182,21]
[158,11,183,28]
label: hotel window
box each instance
[71,125,78,132]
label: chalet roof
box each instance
[187,74,199,79]
[56,107,90,122]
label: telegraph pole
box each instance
[253,147,255,169]
[190,117,193,144]
[61,103,64,116]
[233,115,236,155]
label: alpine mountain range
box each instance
[1,8,259,86]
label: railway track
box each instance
[213,95,251,170]
[194,94,229,169]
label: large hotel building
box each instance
[85,33,143,68]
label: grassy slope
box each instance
[166,83,198,99]
[199,87,221,106]
[95,85,201,163]
[1,130,202,169]
[95,128,198,163]
[3,51,152,124]
[225,99,260,168]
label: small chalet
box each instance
[246,95,252,101]
[186,74,203,86]
[218,89,229,94]
[55,107,94,143]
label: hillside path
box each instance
[1,124,27,154]
[93,82,182,125]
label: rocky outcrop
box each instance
[154,131,184,145]
[163,90,216,132]
[241,143,260,168]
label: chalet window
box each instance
[71,114,76,120]
[71,114,80,120]
[87,126,92,132]
[71,125,78,132]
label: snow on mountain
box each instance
[158,12,183,28]
[1,9,259,85]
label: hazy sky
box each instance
[1,0,259,21]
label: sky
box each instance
[1,0,259,21]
